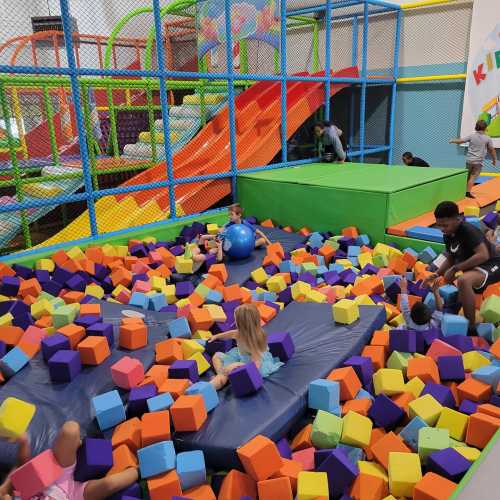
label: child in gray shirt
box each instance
[450,120,497,198]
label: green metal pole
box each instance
[146,81,158,163]
[106,86,119,158]
[198,56,207,127]
[42,86,61,166]
[0,83,31,247]
[312,20,320,73]
[240,39,249,74]
[274,48,280,75]
[81,84,99,190]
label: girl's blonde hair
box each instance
[234,303,267,355]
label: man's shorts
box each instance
[466,162,482,178]
[474,257,500,292]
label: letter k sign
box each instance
[473,63,486,85]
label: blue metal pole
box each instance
[324,0,332,121]
[349,15,358,149]
[280,0,288,163]
[388,8,402,165]
[287,1,362,17]
[224,0,238,201]
[59,0,97,237]
[152,0,176,219]
[366,0,400,9]
[359,0,369,163]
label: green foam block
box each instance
[311,410,343,449]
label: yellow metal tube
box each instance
[397,73,466,83]
[400,0,467,10]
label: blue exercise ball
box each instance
[223,223,255,259]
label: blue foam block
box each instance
[176,450,206,491]
[129,292,149,309]
[147,392,174,413]
[138,440,176,478]
[185,381,219,412]
[148,293,167,312]
[400,416,429,451]
[472,365,500,388]
[442,314,469,337]
[0,347,30,378]
[308,379,341,414]
[418,246,438,264]
[92,390,126,431]
[439,285,459,305]
[168,317,191,339]
[477,323,494,342]
[406,226,444,243]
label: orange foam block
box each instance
[257,476,293,500]
[261,219,274,228]
[218,469,257,500]
[271,458,303,494]
[237,434,283,481]
[223,284,244,302]
[62,291,84,304]
[457,378,492,403]
[188,307,214,331]
[19,278,41,298]
[327,366,362,401]
[208,263,228,283]
[352,276,384,296]
[491,338,500,359]
[147,470,182,500]
[170,394,207,431]
[465,412,500,449]
[362,345,386,371]
[291,423,313,451]
[107,444,138,476]
[142,365,169,389]
[256,302,277,323]
[342,226,359,238]
[110,267,133,287]
[119,322,148,350]
[397,293,421,310]
[77,336,111,365]
[364,428,386,461]
[158,378,190,399]
[141,410,171,446]
[267,242,285,259]
[111,417,142,452]
[407,357,440,384]
[0,326,23,347]
[350,473,388,500]
[155,338,183,365]
[0,263,16,278]
[79,303,101,316]
[182,484,216,500]
[342,398,372,417]
[57,324,85,349]
[477,403,500,420]
[392,391,415,416]
[370,431,411,470]
[413,472,457,500]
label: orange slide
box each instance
[117,66,359,215]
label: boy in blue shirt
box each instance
[222,204,271,248]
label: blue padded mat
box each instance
[0,301,175,470]
[225,226,306,286]
[174,303,386,469]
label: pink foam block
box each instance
[11,450,64,499]
[131,262,151,274]
[116,289,132,304]
[291,447,315,471]
[377,269,393,278]
[318,287,336,304]
[149,251,163,264]
[20,326,48,346]
[177,305,191,319]
[426,339,462,362]
[132,280,152,293]
[471,337,490,351]
[111,356,145,389]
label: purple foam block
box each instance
[245,216,257,225]
[48,350,82,383]
[94,263,109,281]
[293,243,307,251]
[169,359,199,383]
[74,438,113,481]
[298,272,316,286]
[53,266,72,285]
[368,394,405,430]
[385,282,401,304]
[42,280,63,297]
[243,280,258,291]
[221,300,240,317]
[0,341,6,358]
[75,314,102,329]
[278,287,292,305]
[482,211,498,230]
[290,272,299,284]
[131,274,148,286]
[338,237,356,252]
[276,437,292,459]
[264,264,279,276]
[310,248,319,255]
[127,384,157,416]
[445,335,473,353]
[12,264,34,280]
[334,249,347,259]
[228,362,263,397]
[145,242,156,252]
[389,329,416,353]
[175,281,194,299]
[361,264,379,275]
[370,294,386,305]
[265,301,280,315]
[427,448,471,482]
[489,395,500,407]
[213,319,236,334]
[343,356,374,387]
[408,281,430,300]
[41,334,71,363]
[87,323,114,348]
[317,448,359,497]
[34,270,50,283]
[130,244,147,257]
[437,356,465,382]
[314,448,335,468]
[0,276,20,296]
[65,274,86,292]
[175,236,187,246]
[205,338,234,356]
[159,305,177,313]
[101,277,114,294]
[339,269,357,285]
[323,271,341,286]
[170,245,184,257]
[0,301,14,316]
[80,295,94,304]
[422,327,442,347]
[191,221,207,234]
[267,332,295,363]
[9,300,29,317]
[421,383,456,408]
[12,312,34,330]
[458,399,478,415]
[203,254,217,272]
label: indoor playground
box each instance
[0,0,499,498]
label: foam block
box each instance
[418,427,450,464]
[237,435,283,481]
[141,411,171,447]
[311,410,343,449]
[296,471,329,500]
[441,314,469,337]
[332,299,359,324]
[308,379,340,414]
[480,295,500,323]
[0,346,30,378]
[317,448,359,497]
[171,395,207,432]
[92,390,126,431]
[257,477,293,500]
[168,317,191,339]
[10,449,64,499]
[74,438,113,481]
[438,355,465,382]
[373,368,405,396]
[436,407,469,441]
[147,392,174,413]
[111,418,142,453]
[371,431,411,470]
[327,366,362,400]
[138,440,176,478]
[409,394,443,425]
[340,410,372,447]
[41,334,71,363]
[119,322,148,350]
[427,448,471,482]
[368,394,405,430]
[169,359,199,383]
[78,336,111,365]
[399,416,429,451]
[343,356,374,387]
[267,331,295,363]
[457,378,492,403]
[176,450,206,491]
[228,362,263,397]
[0,397,36,439]
[48,350,82,383]
[413,472,457,500]
[465,412,500,448]
[185,381,219,412]
[388,452,422,498]
[218,469,257,500]
[111,356,144,389]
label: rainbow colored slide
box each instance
[41,67,358,247]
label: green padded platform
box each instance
[237,163,467,244]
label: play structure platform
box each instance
[238,163,470,248]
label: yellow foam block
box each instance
[373,368,405,396]
[112,284,127,298]
[358,252,374,268]
[203,305,226,323]
[101,244,117,257]
[143,236,157,245]
[436,407,469,441]
[464,206,480,217]
[462,351,490,371]
[35,258,55,272]
[189,351,210,375]
[85,284,104,299]
[453,446,481,462]
[297,471,329,500]
[332,286,346,299]
[388,452,422,498]
[373,243,392,258]
[389,313,405,327]
[306,290,327,303]
[341,410,372,448]
[0,295,9,302]
[175,256,194,274]
[336,259,354,269]
[354,294,376,306]
[251,267,269,285]
[66,246,85,260]
[31,299,54,320]
[107,298,120,304]
[275,302,285,310]
[151,276,167,292]
[193,330,212,341]
[115,245,129,258]
[181,339,204,359]
[206,223,219,235]
[255,287,267,294]
[162,285,177,304]
[291,281,311,300]
[408,394,443,425]
[0,397,36,439]
[0,313,13,327]
[291,248,307,257]
[357,461,388,483]
[176,298,191,309]
[405,376,425,398]
[332,299,359,324]
[382,496,398,500]
[267,275,287,293]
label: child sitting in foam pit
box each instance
[208,303,283,390]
